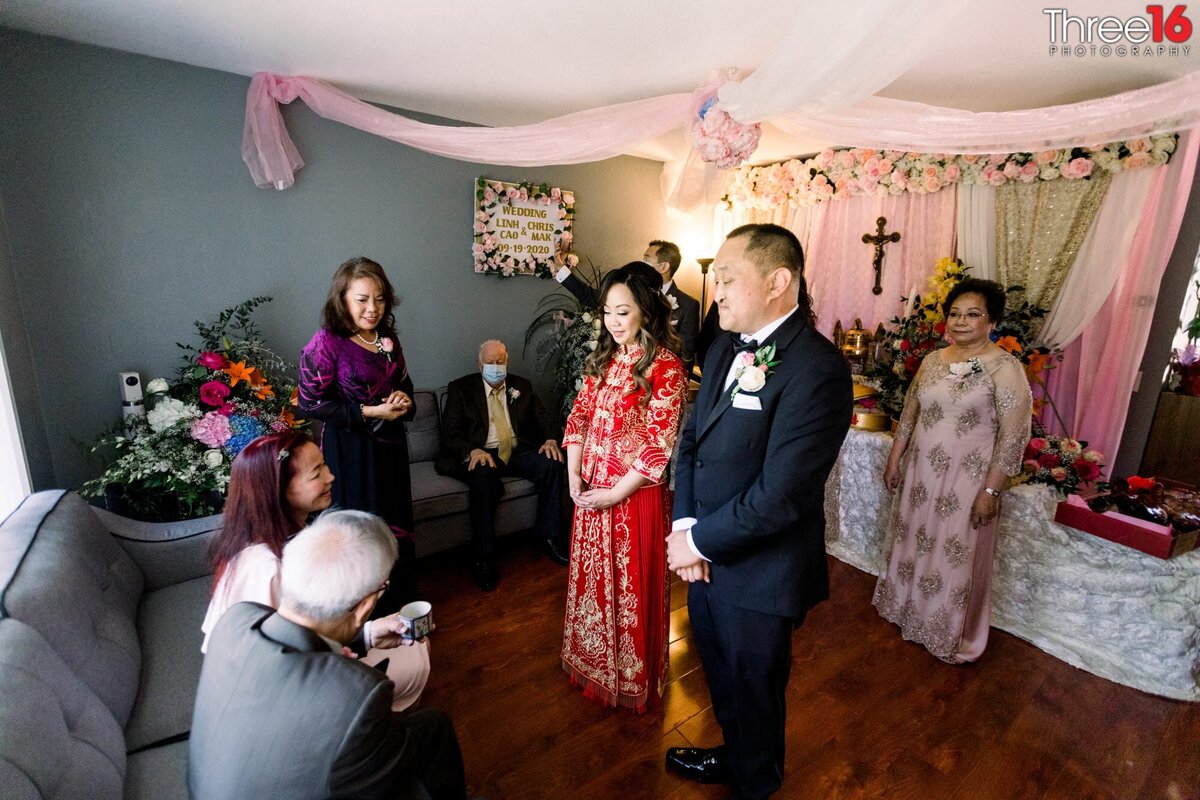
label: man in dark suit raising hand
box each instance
[665,224,852,799]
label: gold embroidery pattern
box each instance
[951,586,970,610]
[961,450,987,482]
[897,559,915,585]
[919,402,944,431]
[943,536,971,567]
[955,408,980,436]
[934,492,961,520]
[910,481,929,509]
[918,570,944,598]
[915,526,934,555]
[927,443,951,475]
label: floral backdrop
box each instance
[723,134,1178,210]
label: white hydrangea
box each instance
[147,397,200,433]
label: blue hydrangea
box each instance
[223,415,267,457]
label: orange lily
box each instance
[223,360,258,387]
[289,386,300,407]
[280,406,298,427]
[996,336,1023,355]
[255,384,275,400]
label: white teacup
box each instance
[398,601,433,640]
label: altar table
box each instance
[824,428,1200,701]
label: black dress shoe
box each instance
[665,746,731,784]
[542,538,569,566]
[471,560,498,591]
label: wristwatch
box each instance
[983,487,1001,497]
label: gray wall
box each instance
[0,29,669,491]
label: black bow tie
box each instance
[732,337,760,355]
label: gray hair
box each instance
[478,339,507,360]
[280,509,397,622]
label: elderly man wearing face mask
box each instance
[436,340,568,590]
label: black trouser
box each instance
[449,447,566,562]
[688,581,796,800]
[402,708,467,800]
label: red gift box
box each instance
[1054,494,1199,559]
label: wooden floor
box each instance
[416,540,1200,800]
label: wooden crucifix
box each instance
[862,216,901,295]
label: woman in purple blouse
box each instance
[298,256,417,615]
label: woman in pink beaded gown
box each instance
[874,279,1031,663]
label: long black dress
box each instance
[298,326,416,614]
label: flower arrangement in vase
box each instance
[81,297,301,521]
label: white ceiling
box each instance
[4,0,1199,163]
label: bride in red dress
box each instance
[561,263,687,712]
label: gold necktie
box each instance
[488,387,514,464]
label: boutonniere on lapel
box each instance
[731,343,780,398]
[379,337,394,363]
[508,387,521,402]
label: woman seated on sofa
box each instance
[200,430,430,711]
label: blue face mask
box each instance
[482,364,507,385]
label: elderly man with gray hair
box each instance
[189,509,468,800]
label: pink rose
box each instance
[961,154,980,164]
[1028,437,1049,452]
[1050,467,1069,482]
[1002,161,1022,179]
[1035,150,1059,165]
[923,176,942,193]
[380,337,394,354]
[1023,459,1040,472]
[473,221,486,234]
[1127,137,1152,153]
[986,169,1008,187]
[942,164,961,182]
[1019,163,1040,182]
[1123,152,1152,170]
[922,165,939,180]
[550,187,562,201]
[199,380,232,407]
[197,351,228,370]
[1062,157,1094,179]
[737,352,756,368]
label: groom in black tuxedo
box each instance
[665,224,851,798]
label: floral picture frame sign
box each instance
[473,177,575,278]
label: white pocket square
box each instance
[732,393,762,410]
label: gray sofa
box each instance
[0,388,538,799]
[0,490,222,800]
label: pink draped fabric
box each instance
[242,73,694,189]
[1044,129,1200,461]
[805,188,958,337]
[243,70,1200,193]
[772,72,1200,155]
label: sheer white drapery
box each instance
[715,0,962,124]
[954,184,996,281]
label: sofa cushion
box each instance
[0,491,144,726]
[123,575,211,752]
[123,740,188,800]
[410,460,471,518]
[0,618,126,800]
[406,389,441,464]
